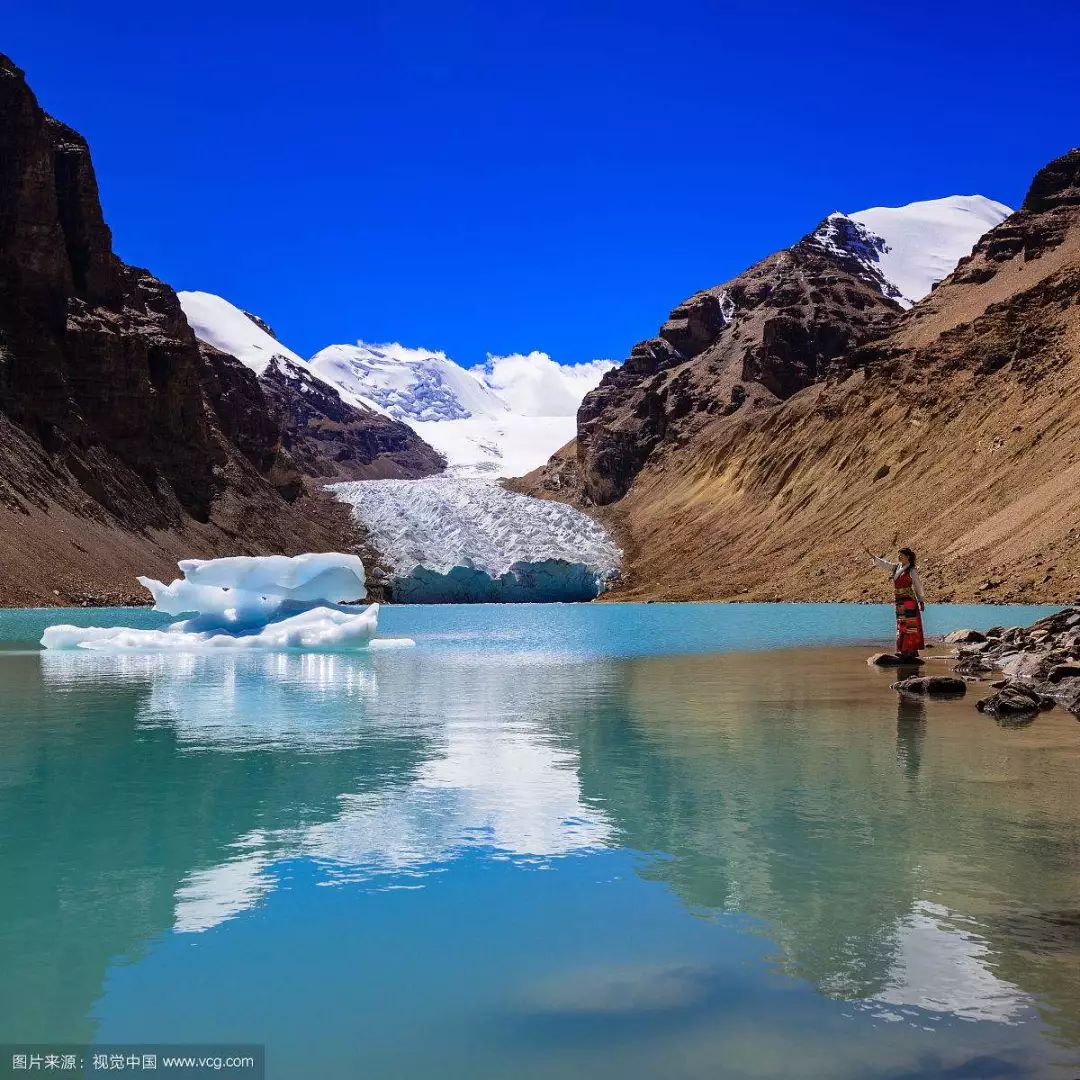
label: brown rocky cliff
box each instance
[568,229,902,505]
[0,56,219,522]
[582,149,1080,603]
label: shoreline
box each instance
[0,595,1074,612]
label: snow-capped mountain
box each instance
[177,292,445,481]
[309,342,615,478]
[811,195,1012,307]
[179,293,613,478]
[309,342,508,420]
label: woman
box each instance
[866,546,926,658]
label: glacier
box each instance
[330,477,621,603]
[41,553,414,651]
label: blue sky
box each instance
[6,0,1079,364]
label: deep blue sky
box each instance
[6,1,1078,364]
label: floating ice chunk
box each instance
[175,552,367,603]
[41,553,411,652]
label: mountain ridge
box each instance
[517,150,1080,604]
[0,54,433,605]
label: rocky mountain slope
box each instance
[520,151,1080,603]
[179,293,445,482]
[0,55,432,605]
[521,195,1010,507]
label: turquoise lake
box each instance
[2,602,1079,1079]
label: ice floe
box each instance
[41,553,414,652]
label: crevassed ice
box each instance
[41,553,413,652]
[330,477,621,603]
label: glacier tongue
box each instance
[330,477,621,603]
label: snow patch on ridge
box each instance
[811,195,1012,307]
[178,291,305,376]
[330,477,620,603]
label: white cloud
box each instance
[477,351,615,417]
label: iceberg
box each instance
[41,553,414,652]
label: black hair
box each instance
[898,547,916,566]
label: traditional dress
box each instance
[870,555,925,655]
[892,566,925,654]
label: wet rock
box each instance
[954,654,996,677]
[1047,662,1080,683]
[868,652,925,667]
[976,682,1055,716]
[892,676,968,697]
[1000,653,1049,680]
[944,629,987,644]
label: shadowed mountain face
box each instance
[257,355,446,484]
[0,54,440,604]
[521,149,1080,603]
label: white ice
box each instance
[330,476,620,603]
[41,553,413,652]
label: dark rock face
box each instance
[0,55,223,522]
[573,232,901,505]
[0,52,433,603]
[976,682,1054,717]
[258,356,445,482]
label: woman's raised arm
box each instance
[864,546,896,573]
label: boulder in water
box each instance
[892,675,967,697]
[868,652,925,667]
[944,629,988,644]
[976,682,1055,716]
[1047,662,1080,684]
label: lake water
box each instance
[2,602,1079,1079]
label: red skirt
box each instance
[894,570,924,653]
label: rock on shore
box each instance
[949,607,1080,716]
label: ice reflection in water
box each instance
[41,648,614,930]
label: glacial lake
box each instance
[2,602,1079,1079]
